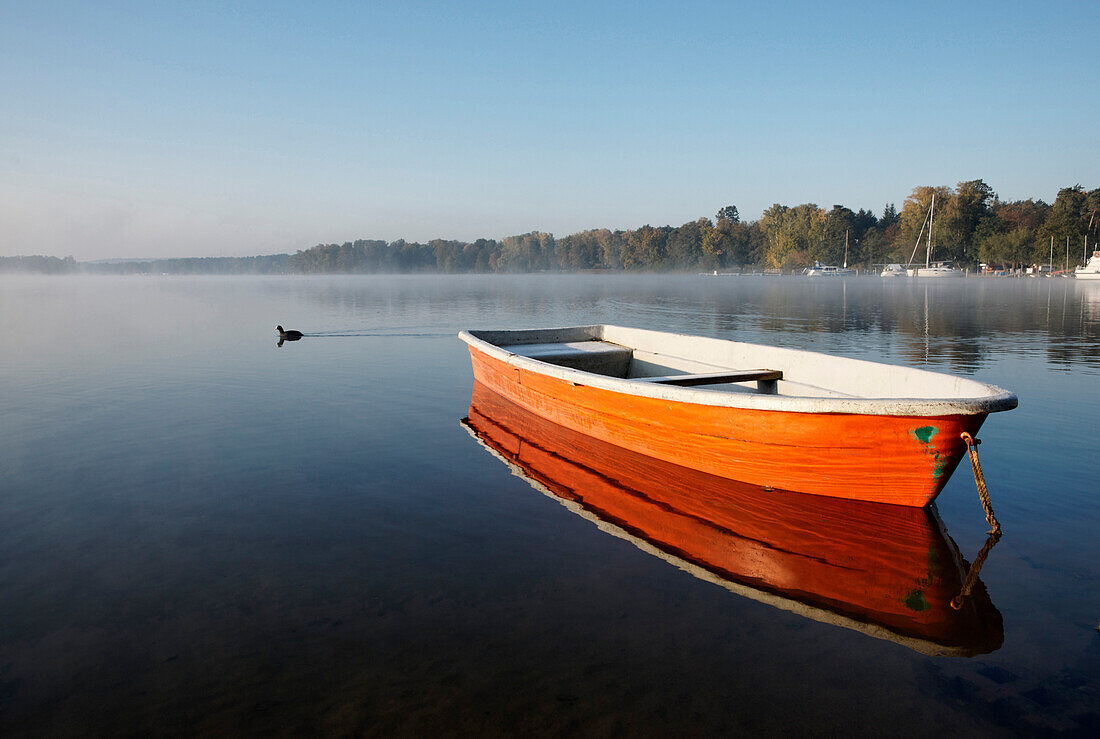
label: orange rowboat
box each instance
[459,325,1017,507]
[463,382,1003,656]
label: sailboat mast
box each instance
[907,209,929,268]
[844,230,849,269]
[925,193,935,267]
[1086,215,1094,265]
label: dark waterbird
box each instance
[276,325,303,347]
[276,325,303,339]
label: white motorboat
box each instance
[916,261,964,278]
[881,263,908,277]
[1075,251,1100,280]
[805,263,855,276]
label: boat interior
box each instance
[466,324,1010,403]
[501,338,788,394]
[473,325,847,397]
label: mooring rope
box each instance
[960,432,1000,536]
[949,431,1002,610]
[950,531,1001,610]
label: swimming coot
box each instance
[276,325,303,340]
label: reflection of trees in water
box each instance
[718,279,1100,374]
[284,275,1100,373]
[1046,283,1100,370]
[261,275,623,329]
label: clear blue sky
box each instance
[2,0,1097,259]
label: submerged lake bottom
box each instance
[0,274,1097,736]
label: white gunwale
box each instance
[459,324,1017,418]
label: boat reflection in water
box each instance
[463,382,1002,657]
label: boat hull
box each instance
[915,268,963,278]
[467,345,986,507]
[1075,252,1100,278]
[464,382,1003,656]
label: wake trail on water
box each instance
[300,329,452,338]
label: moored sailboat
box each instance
[806,230,857,276]
[911,193,963,278]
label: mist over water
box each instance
[0,274,1097,735]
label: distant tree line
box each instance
[6,182,1097,274]
[0,255,79,273]
[287,182,1100,272]
[0,254,290,274]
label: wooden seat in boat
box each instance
[501,340,782,391]
[635,369,783,387]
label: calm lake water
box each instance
[0,274,1097,736]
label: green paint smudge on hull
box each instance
[912,425,949,480]
[913,425,939,443]
[903,589,931,612]
[932,452,949,479]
